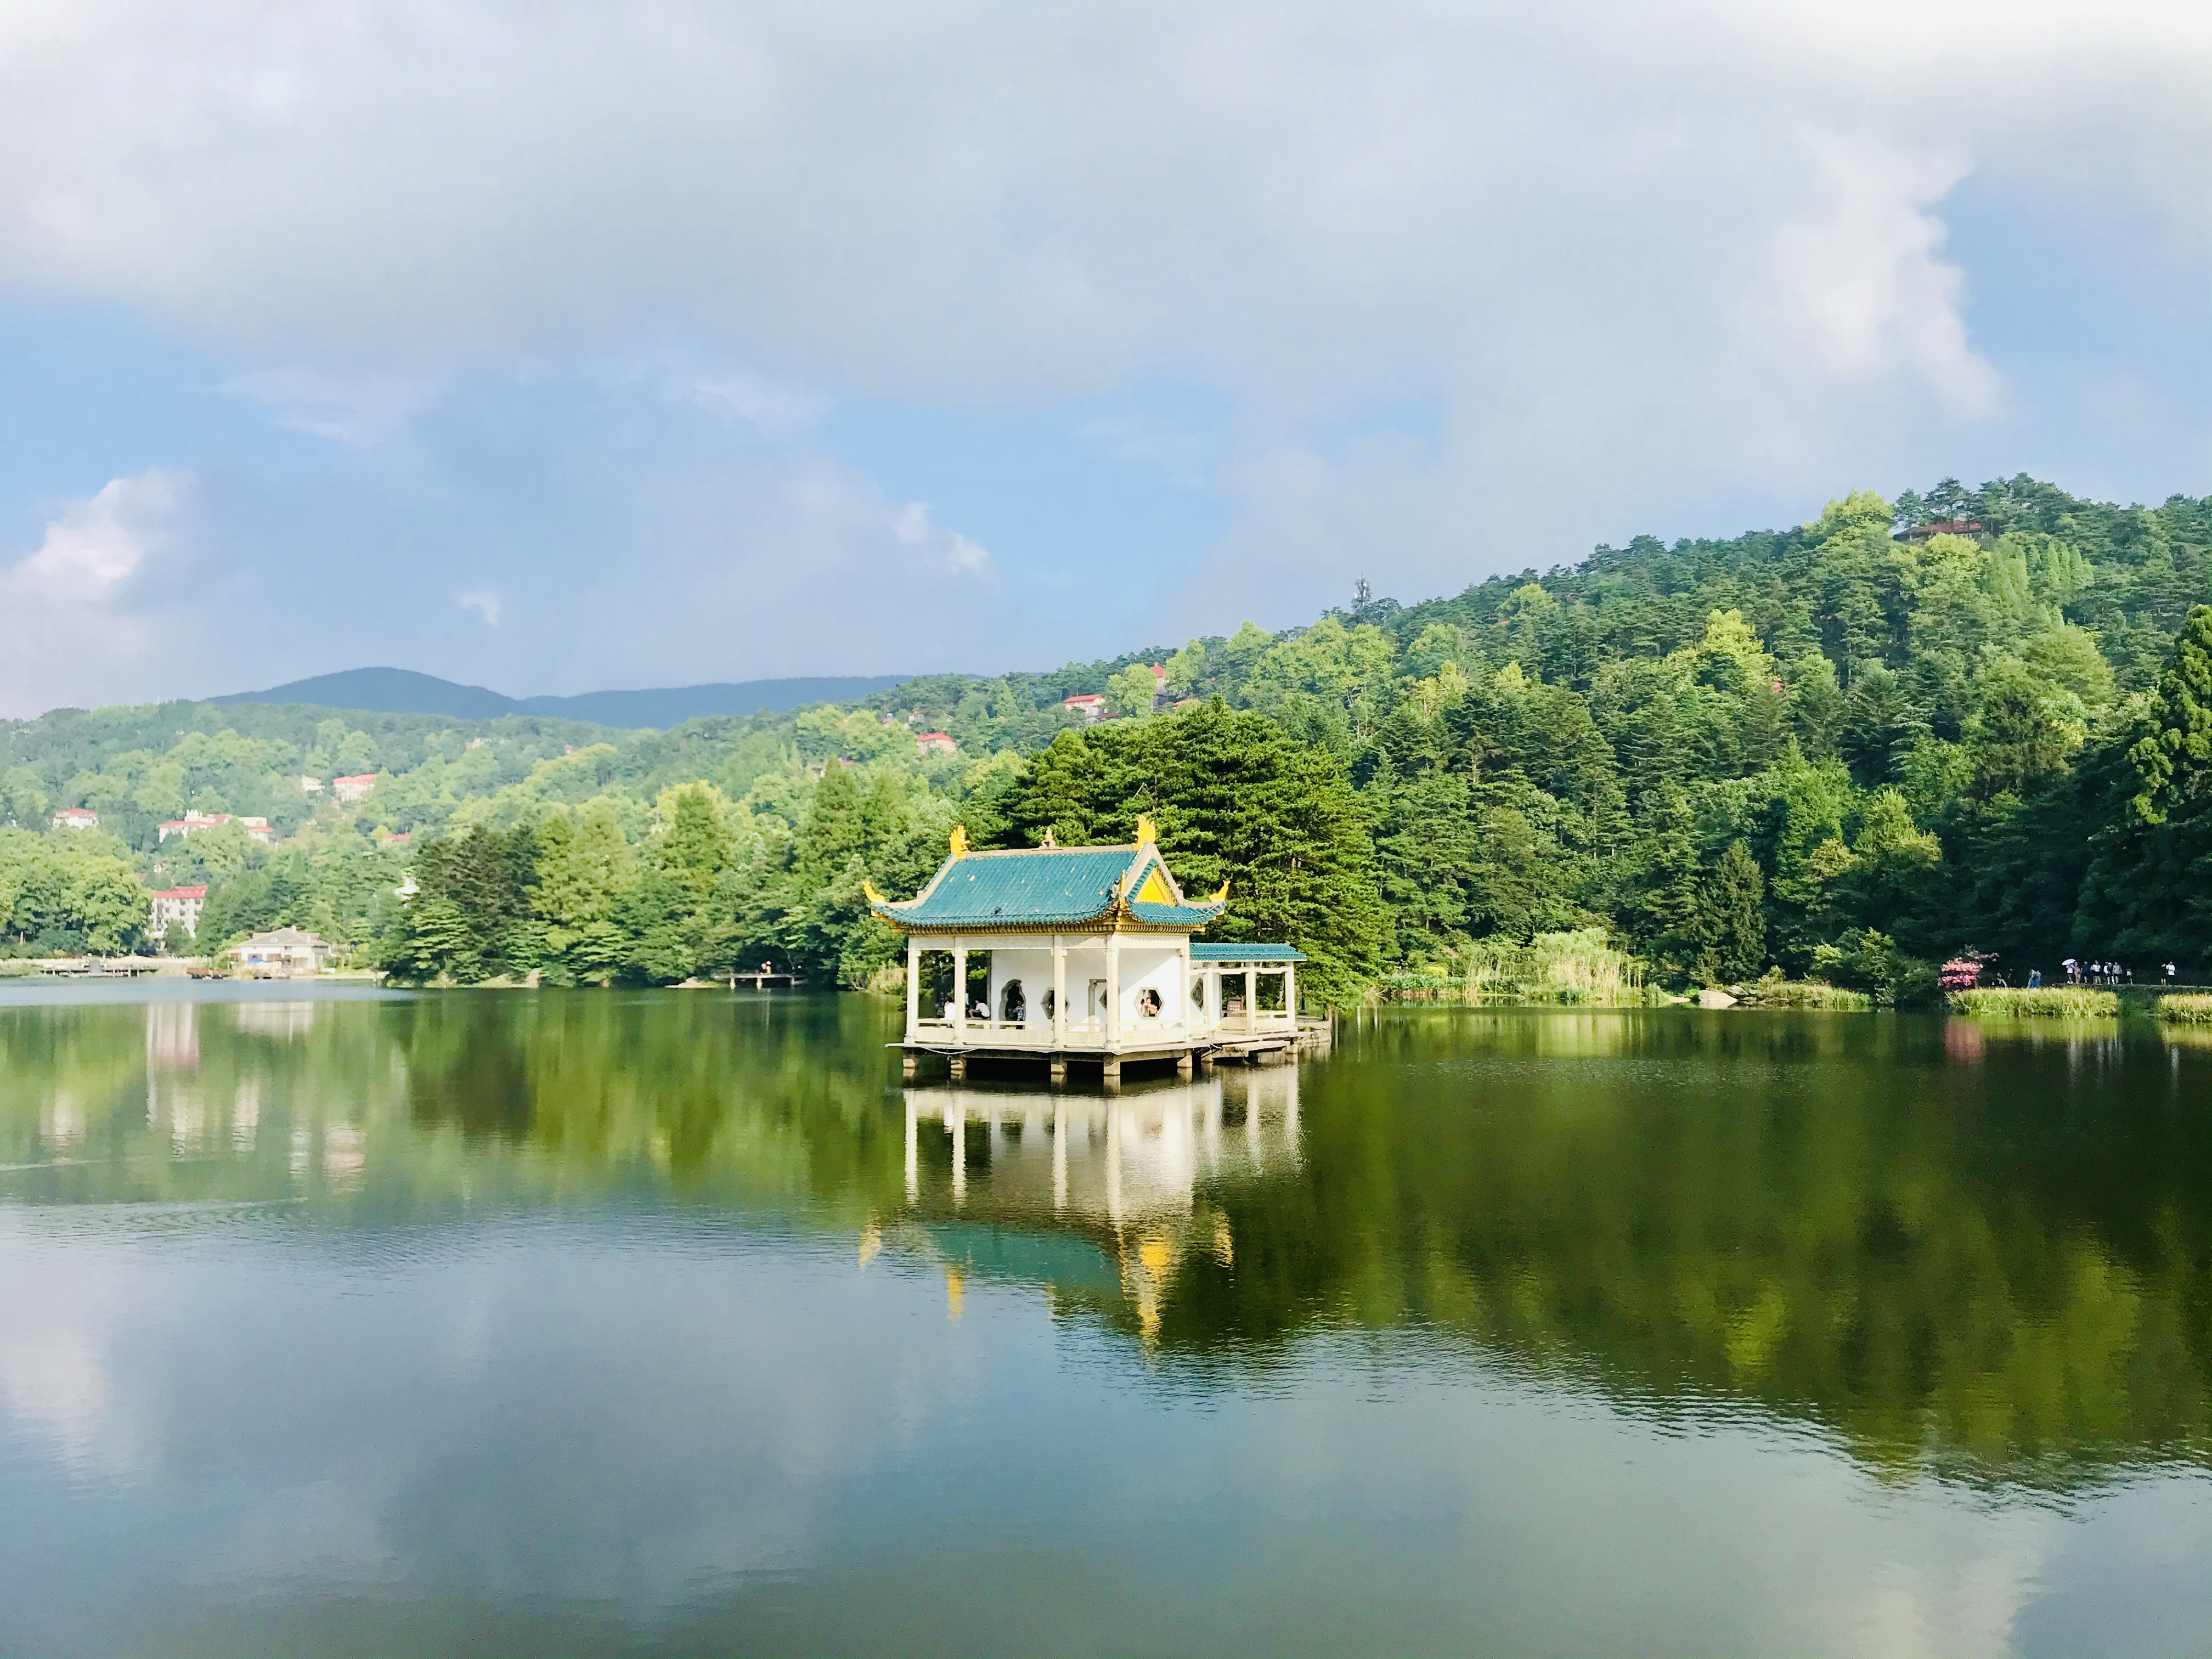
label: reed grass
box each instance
[1948,986,2118,1018]
[2154,993,2212,1024]
[1740,980,1871,1010]
[1464,928,1654,1006]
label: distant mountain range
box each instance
[210,667,912,729]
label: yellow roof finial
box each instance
[1041,828,1057,848]
[949,824,970,857]
[1135,814,1156,846]
[862,878,887,905]
[1209,878,1230,904]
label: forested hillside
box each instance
[8,474,2212,1001]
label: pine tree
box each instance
[1695,840,1767,984]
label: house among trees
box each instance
[1061,693,1108,723]
[148,885,208,939]
[1896,517,1987,541]
[50,808,98,830]
[916,731,956,757]
[158,813,229,841]
[332,773,376,804]
[865,819,1314,1084]
[157,811,276,845]
[227,927,334,977]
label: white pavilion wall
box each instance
[982,941,1189,1030]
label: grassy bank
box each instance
[1737,980,1872,1010]
[1948,986,2119,1019]
[2155,994,2212,1024]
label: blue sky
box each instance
[2,1,2208,714]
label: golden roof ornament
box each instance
[1135,814,1156,846]
[1209,878,1230,904]
[862,878,886,904]
[949,824,970,857]
[1041,828,1057,848]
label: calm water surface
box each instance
[3,987,2210,1657]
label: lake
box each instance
[2,986,2209,1657]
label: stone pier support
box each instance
[1049,1057,1068,1085]
[949,1054,967,1081]
[1176,1051,1194,1078]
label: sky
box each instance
[2,0,2210,716]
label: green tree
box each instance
[1692,839,1766,983]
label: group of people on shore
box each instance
[2057,959,2181,986]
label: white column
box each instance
[952,940,967,1042]
[905,938,921,1039]
[1244,968,1256,1037]
[1285,962,1297,1022]
[1177,945,1190,1033]
[1052,935,1066,1048]
[1105,933,1121,1049]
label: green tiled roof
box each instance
[868,842,1225,932]
[1190,942,1306,962]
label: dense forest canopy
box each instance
[7,473,2212,997]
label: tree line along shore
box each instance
[7,474,2212,1009]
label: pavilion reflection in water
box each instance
[883,1068,1301,1338]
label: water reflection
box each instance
[0,991,2208,1491]
[894,1073,1301,1337]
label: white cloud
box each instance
[668,366,830,436]
[455,589,503,628]
[0,0,2210,682]
[222,366,437,445]
[0,469,192,715]
[893,501,991,577]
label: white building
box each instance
[148,885,208,939]
[332,774,376,804]
[157,813,230,841]
[51,808,99,831]
[865,821,1311,1084]
[226,928,334,977]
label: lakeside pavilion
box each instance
[864,820,1317,1083]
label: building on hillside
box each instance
[865,820,1318,1084]
[1062,693,1107,723]
[332,774,376,804]
[226,927,334,978]
[157,813,232,841]
[301,776,325,794]
[1897,518,1987,541]
[51,808,99,831]
[238,816,279,845]
[916,731,956,757]
[148,885,208,939]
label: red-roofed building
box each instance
[149,885,208,939]
[332,774,377,804]
[238,816,278,845]
[1062,693,1107,724]
[51,808,99,831]
[916,731,956,757]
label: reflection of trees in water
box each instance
[1130,1011,2212,1488]
[4,997,2209,1486]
